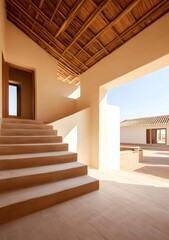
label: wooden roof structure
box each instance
[121,115,169,127]
[6,0,169,85]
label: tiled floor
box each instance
[0,150,169,240]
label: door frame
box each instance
[2,61,35,119]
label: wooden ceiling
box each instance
[6,0,169,85]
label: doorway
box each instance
[2,62,35,119]
[9,83,21,117]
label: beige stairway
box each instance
[0,118,99,224]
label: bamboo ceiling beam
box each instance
[100,11,124,44]
[8,0,65,50]
[73,0,141,59]
[26,0,50,23]
[95,39,109,55]
[8,0,89,71]
[62,0,111,55]
[49,0,62,24]
[106,0,169,51]
[90,0,124,44]
[68,77,80,85]
[58,61,80,77]
[17,0,93,59]
[85,49,106,66]
[62,30,92,58]
[35,0,45,19]
[78,0,169,69]
[61,75,72,82]
[55,0,86,38]
[67,0,140,65]
[31,0,45,33]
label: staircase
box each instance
[0,118,99,224]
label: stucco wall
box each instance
[121,125,169,145]
[0,0,6,118]
[121,126,146,144]
[77,13,169,168]
[4,20,77,122]
[50,108,91,166]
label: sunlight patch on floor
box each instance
[88,168,169,188]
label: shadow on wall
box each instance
[64,126,77,152]
[49,108,91,166]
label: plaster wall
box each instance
[121,126,147,144]
[0,0,6,117]
[121,125,169,145]
[77,13,169,168]
[50,108,91,166]
[4,21,77,122]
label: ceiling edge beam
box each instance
[55,0,86,38]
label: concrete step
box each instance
[1,118,43,124]
[1,128,57,136]
[0,162,87,192]
[0,143,68,155]
[1,122,53,130]
[0,175,99,224]
[0,135,62,144]
[0,151,77,170]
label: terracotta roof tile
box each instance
[121,115,169,127]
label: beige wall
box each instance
[50,108,91,166]
[77,13,169,168]
[4,21,77,122]
[121,126,147,144]
[0,0,6,117]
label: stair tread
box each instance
[0,175,98,208]
[2,129,54,131]
[0,135,62,144]
[1,118,43,123]
[0,143,65,146]
[0,151,75,160]
[0,135,59,138]
[0,162,85,180]
[1,123,52,128]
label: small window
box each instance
[9,83,21,116]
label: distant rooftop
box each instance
[121,115,169,127]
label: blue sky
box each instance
[107,66,169,121]
[9,85,17,116]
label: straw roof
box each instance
[6,0,169,85]
[121,115,169,127]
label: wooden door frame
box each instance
[2,61,35,119]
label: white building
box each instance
[121,115,169,146]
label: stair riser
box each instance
[0,166,87,192]
[0,181,99,224]
[1,123,53,130]
[1,129,57,136]
[0,154,77,170]
[1,118,43,124]
[0,136,62,144]
[0,144,68,155]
